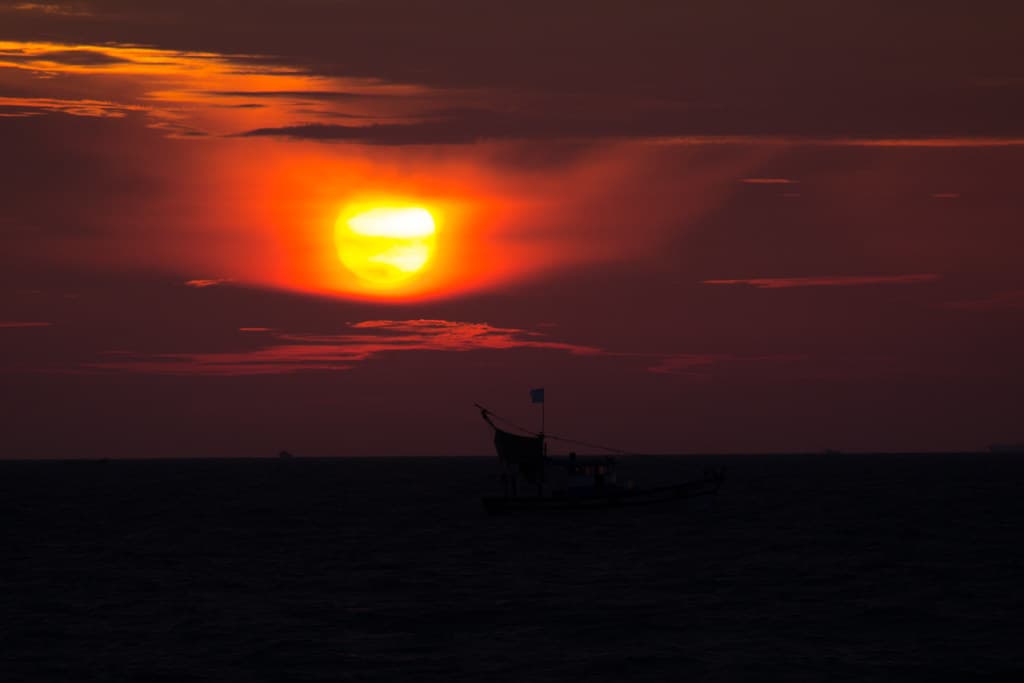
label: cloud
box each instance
[703,274,941,289]
[945,291,1024,311]
[0,40,436,138]
[5,36,1024,146]
[85,318,812,378]
[9,2,93,17]
[653,136,1024,149]
[830,138,1024,148]
[239,121,483,145]
[88,319,604,376]
[649,353,806,377]
[11,49,130,65]
[3,5,1024,144]
[0,321,53,328]
[238,122,1024,149]
[205,90,400,101]
[235,106,676,145]
[184,278,231,288]
[646,354,719,375]
[740,177,800,185]
[0,96,141,119]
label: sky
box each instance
[2,0,1023,457]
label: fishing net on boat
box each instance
[481,409,546,484]
[493,427,545,483]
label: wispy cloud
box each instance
[5,36,1024,147]
[740,177,800,185]
[86,319,809,378]
[235,123,1024,149]
[4,49,130,66]
[703,274,941,289]
[0,321,53,328]
[0,96,141,119]
[654,136,1024,149]
[835,137,1024,148]
[9,2,93,17]
[238,121,480,145]
[646,354,719,375]
[0,40,437,138]
[184,278,231,288]
[89,319,603,376]
[649,353,806,376]
[203,89,415,101]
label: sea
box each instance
[1,453,1021,682]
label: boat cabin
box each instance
[565,453,624,496]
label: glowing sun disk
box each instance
[347,207,435,237]
[335,205,437,288]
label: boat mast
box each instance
[531,386,545,440]
[537,389,546,495]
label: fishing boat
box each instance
[478,405,724,514]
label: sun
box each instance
[334,205,437,287]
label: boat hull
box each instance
[481,476,722,514]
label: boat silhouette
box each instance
[477,405,724,514]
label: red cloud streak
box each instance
[703,274,941,289]
[89,319,603,376]
[86,319,802,377]
[0,321,53,328]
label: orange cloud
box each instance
[703,274,941,289]
[184,279,231,288]
[740,177,800,184]
[0,96,141,118]
[89,319,602,376]
[10,3,93,16]
[85,319,811,378]
[653,136,1024,149]
[0,321,53,328]
[0,40,441,137]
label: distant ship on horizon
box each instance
[988,443,1024,454]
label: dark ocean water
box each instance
[2,454,1022,682]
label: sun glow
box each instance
[334,205,437,287]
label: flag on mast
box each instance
[529,387,545,404]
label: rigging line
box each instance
[543,433,635,456]
[475,403,641,456]
[474,404,540,438]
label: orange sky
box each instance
[2,3,1023,456]
[0,38,770,301]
